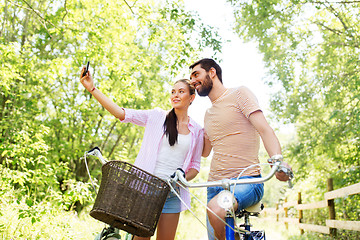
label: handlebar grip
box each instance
[276,164,294,189]
[170,168,185,179]
[87,146,107,165]
[88,146,101,155]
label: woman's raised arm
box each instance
[80,67,125,120]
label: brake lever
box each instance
[285,169,294,189]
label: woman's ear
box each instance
[190,94,195,105]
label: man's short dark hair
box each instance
[189,58,222,83]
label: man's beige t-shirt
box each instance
[204,86,261,181]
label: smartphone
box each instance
[82,61,90,77]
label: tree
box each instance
[0,0,221,210]
[228,0,360,229]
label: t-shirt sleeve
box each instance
[236,86,261,118]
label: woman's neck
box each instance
[174,108,190,135]
[174,108,188,124]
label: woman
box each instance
[80,67,203,240]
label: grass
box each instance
[2,188,353,240]
[0,202,103,239]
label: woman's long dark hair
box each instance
[164,79,195,146]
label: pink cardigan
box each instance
[120,107,203,211]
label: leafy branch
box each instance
[7,0,57,37]
[123,0,135,14]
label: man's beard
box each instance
[197,75,213,96]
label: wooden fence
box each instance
[262,178,360,237]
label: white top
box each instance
[154,133,191,180]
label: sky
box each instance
[182,0,271,127]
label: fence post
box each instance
[327,178,337,237]
[284,197,288,229]
[298,192,304,235]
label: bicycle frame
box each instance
[226,215,235,240]
[170,160,285,240]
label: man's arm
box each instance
[185,168,199,181]
[248,110,281,156]
[249,110,291,181]
[202,131,212,157]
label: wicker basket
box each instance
[90,161,170,237]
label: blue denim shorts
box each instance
[207,175,264,213]
[162,188,181,214]
[206,175,264,240]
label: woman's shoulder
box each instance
[188,117,203,131]
[153,107,168,115]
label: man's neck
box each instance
[208,81,227,103]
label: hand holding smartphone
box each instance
[82,61,90,77]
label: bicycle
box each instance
[85,147,293,240]
[168,156,294,240]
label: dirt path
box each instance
[251,217,302,240]
[184,217,302,240]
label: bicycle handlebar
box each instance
[170,160,293,189]
[84,147,294,189]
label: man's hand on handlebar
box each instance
[275,162,293,182]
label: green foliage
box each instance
[229,0,360,171]
[0,0,222,215]
[229,1,360,237]
[0,0,223,237]
[0,186,103,239]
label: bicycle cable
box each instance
[168,162,291,239]
[83,151,98,194]
[229,162,266,229]
[230,162,294,232]
[167,180,242,240]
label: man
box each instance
[189,58,291,240]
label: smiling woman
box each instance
[166,79,196,145]
[80,68,204,240]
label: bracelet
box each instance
[90,87,96,92]
[268,154,283,163]
[271,154,283,160]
